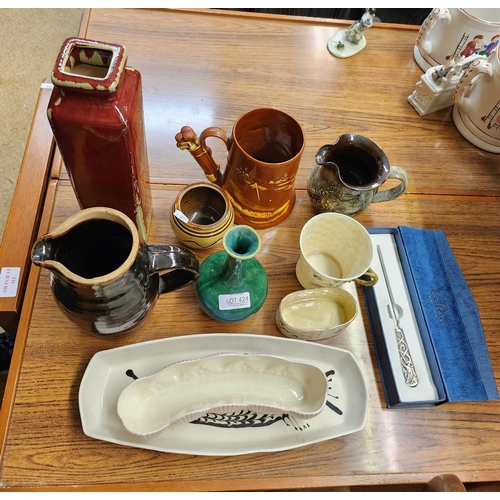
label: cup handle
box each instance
[353,267,378,287]
[371,166,408,204]
[453,59,492,114]
[175,125,229,186]
[148,245,200,294]
[416,8,451,55]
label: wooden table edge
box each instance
[1,471,499,492]
[0,180,58,470]
[0,86,55,335]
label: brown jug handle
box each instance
[148,244,200,294]
[175,126,229,186]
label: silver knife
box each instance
[376,245,419,388]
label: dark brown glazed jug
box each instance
[175,108,305,228]
[307,134,408,216]
[31,207,199,336]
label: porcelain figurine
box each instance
[327,9,375,58]
[408,53,486,116]
[194,225,268,322]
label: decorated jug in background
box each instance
[453,43,500,153]
[414,8,500,71]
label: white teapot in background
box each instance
[453,44,500,154]
[414,8,500,71]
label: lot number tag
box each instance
[218,292,251,310]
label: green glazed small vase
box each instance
[195,225,268,322]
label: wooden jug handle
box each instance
[175,126,229,186]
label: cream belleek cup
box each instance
[414,8,500,71]
[296,213,378,289]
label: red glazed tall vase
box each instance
[47,37,152,240]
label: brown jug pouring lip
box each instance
[308,133,408,216]
[315,133,390,190]
[31,207,199,337]
[175,108,305,229]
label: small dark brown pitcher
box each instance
[175,108,305,228]
[307,134,408,217]
[31,207,199,336]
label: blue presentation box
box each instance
[363,227,498,408]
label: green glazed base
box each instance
[195,250,268,322]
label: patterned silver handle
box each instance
[377,245,418,388]
[394,325,419,387]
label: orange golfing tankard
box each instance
[175,108,305,229]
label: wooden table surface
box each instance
[1,8,500,491]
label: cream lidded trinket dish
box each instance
[117,352,328,438]
[276,288,358,341]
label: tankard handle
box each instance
[416,8,451,55]
[453,59,493,114]
[371,166,408,204]
[148,245,200,294]
[175,126,229,186]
